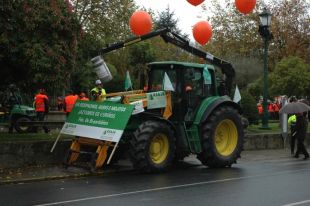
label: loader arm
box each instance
[100,28,235,95]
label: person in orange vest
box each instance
[268,102,274,119]
[273,102,280,119]
[34,88,50,133]
[63,90,78,116]
[79,92,89,101]
[257,103,263,115]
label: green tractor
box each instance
[96,29,244,172]
[65,28,244,173]
[0,85,36,133]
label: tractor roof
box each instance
[148,61,215,71]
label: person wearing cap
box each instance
[91,80,106,102]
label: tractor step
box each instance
[183,123,202,153]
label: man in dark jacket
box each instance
[294,112,309,160]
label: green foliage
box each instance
[72,0,137,42]
[229,56,263,88]
[0,0,80,94]
[127,41,156,86]
[240,90,259,124]
[247,77,263,100]
[269,56,310,97]
[153,6,183,36]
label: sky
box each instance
[134,0,210,37]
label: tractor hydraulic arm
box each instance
[101,28,235,95]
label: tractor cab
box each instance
[147,61,217,123]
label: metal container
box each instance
[91,56,113,83]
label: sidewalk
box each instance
[0,149,302,185]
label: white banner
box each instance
[147,91,167,109]
[61,123,123,142]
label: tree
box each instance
[153,6,183,35]
[269,56,310,98]
[247,77,263,101]
[72,0,137,42]
[203,0,310,87]
[270,0,310,65]
[0,0,81,94]
[127,41,157,88]
[240,90,259,124]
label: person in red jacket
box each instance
[34,88,49,133]
[64,90,78,116]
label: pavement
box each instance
[0,148,303,185]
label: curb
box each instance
[0,164,134,185]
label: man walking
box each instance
[294,112,309,160]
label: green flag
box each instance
[124,70,132,91]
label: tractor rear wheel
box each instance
[198,106,244,168]
[129,121,176,173]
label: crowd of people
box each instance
[33,79,106,132]
[257,100,281,119]
[257,96,309,160]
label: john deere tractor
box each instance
[65,28,244,173]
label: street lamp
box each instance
[258,8,272,129]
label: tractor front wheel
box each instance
[14,116,33,133]
[129,121,176,173]
[198,106,244,168]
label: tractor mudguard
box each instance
[139,112,177,133]
[125,112,177,135]
[193,96,242,125]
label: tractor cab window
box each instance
[184,68,203,96]
[149,69,177,92]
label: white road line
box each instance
[33,168,310,206]
[281,200,310,206]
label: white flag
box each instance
[162,72,175,91]
[233,85,241,103]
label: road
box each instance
[1,150,310,206]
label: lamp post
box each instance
[258,8,272,129]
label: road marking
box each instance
[34,168,310,206]
[281,200,310,206]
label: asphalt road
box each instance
[1,150,310,206]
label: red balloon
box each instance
[192,21,212,45]
[129,11,152,36]
[187,0,205,6]
[235,0,256,14]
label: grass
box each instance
[247,122,281,134]
[0,131,72,142]
[247,121,310,134]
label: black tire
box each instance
[197,106,244,168]
[14,116,33,133]
[129,121,176,173]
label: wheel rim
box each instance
[214,119,238,156]
[149,133,169,164]
[18,118,30,131]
